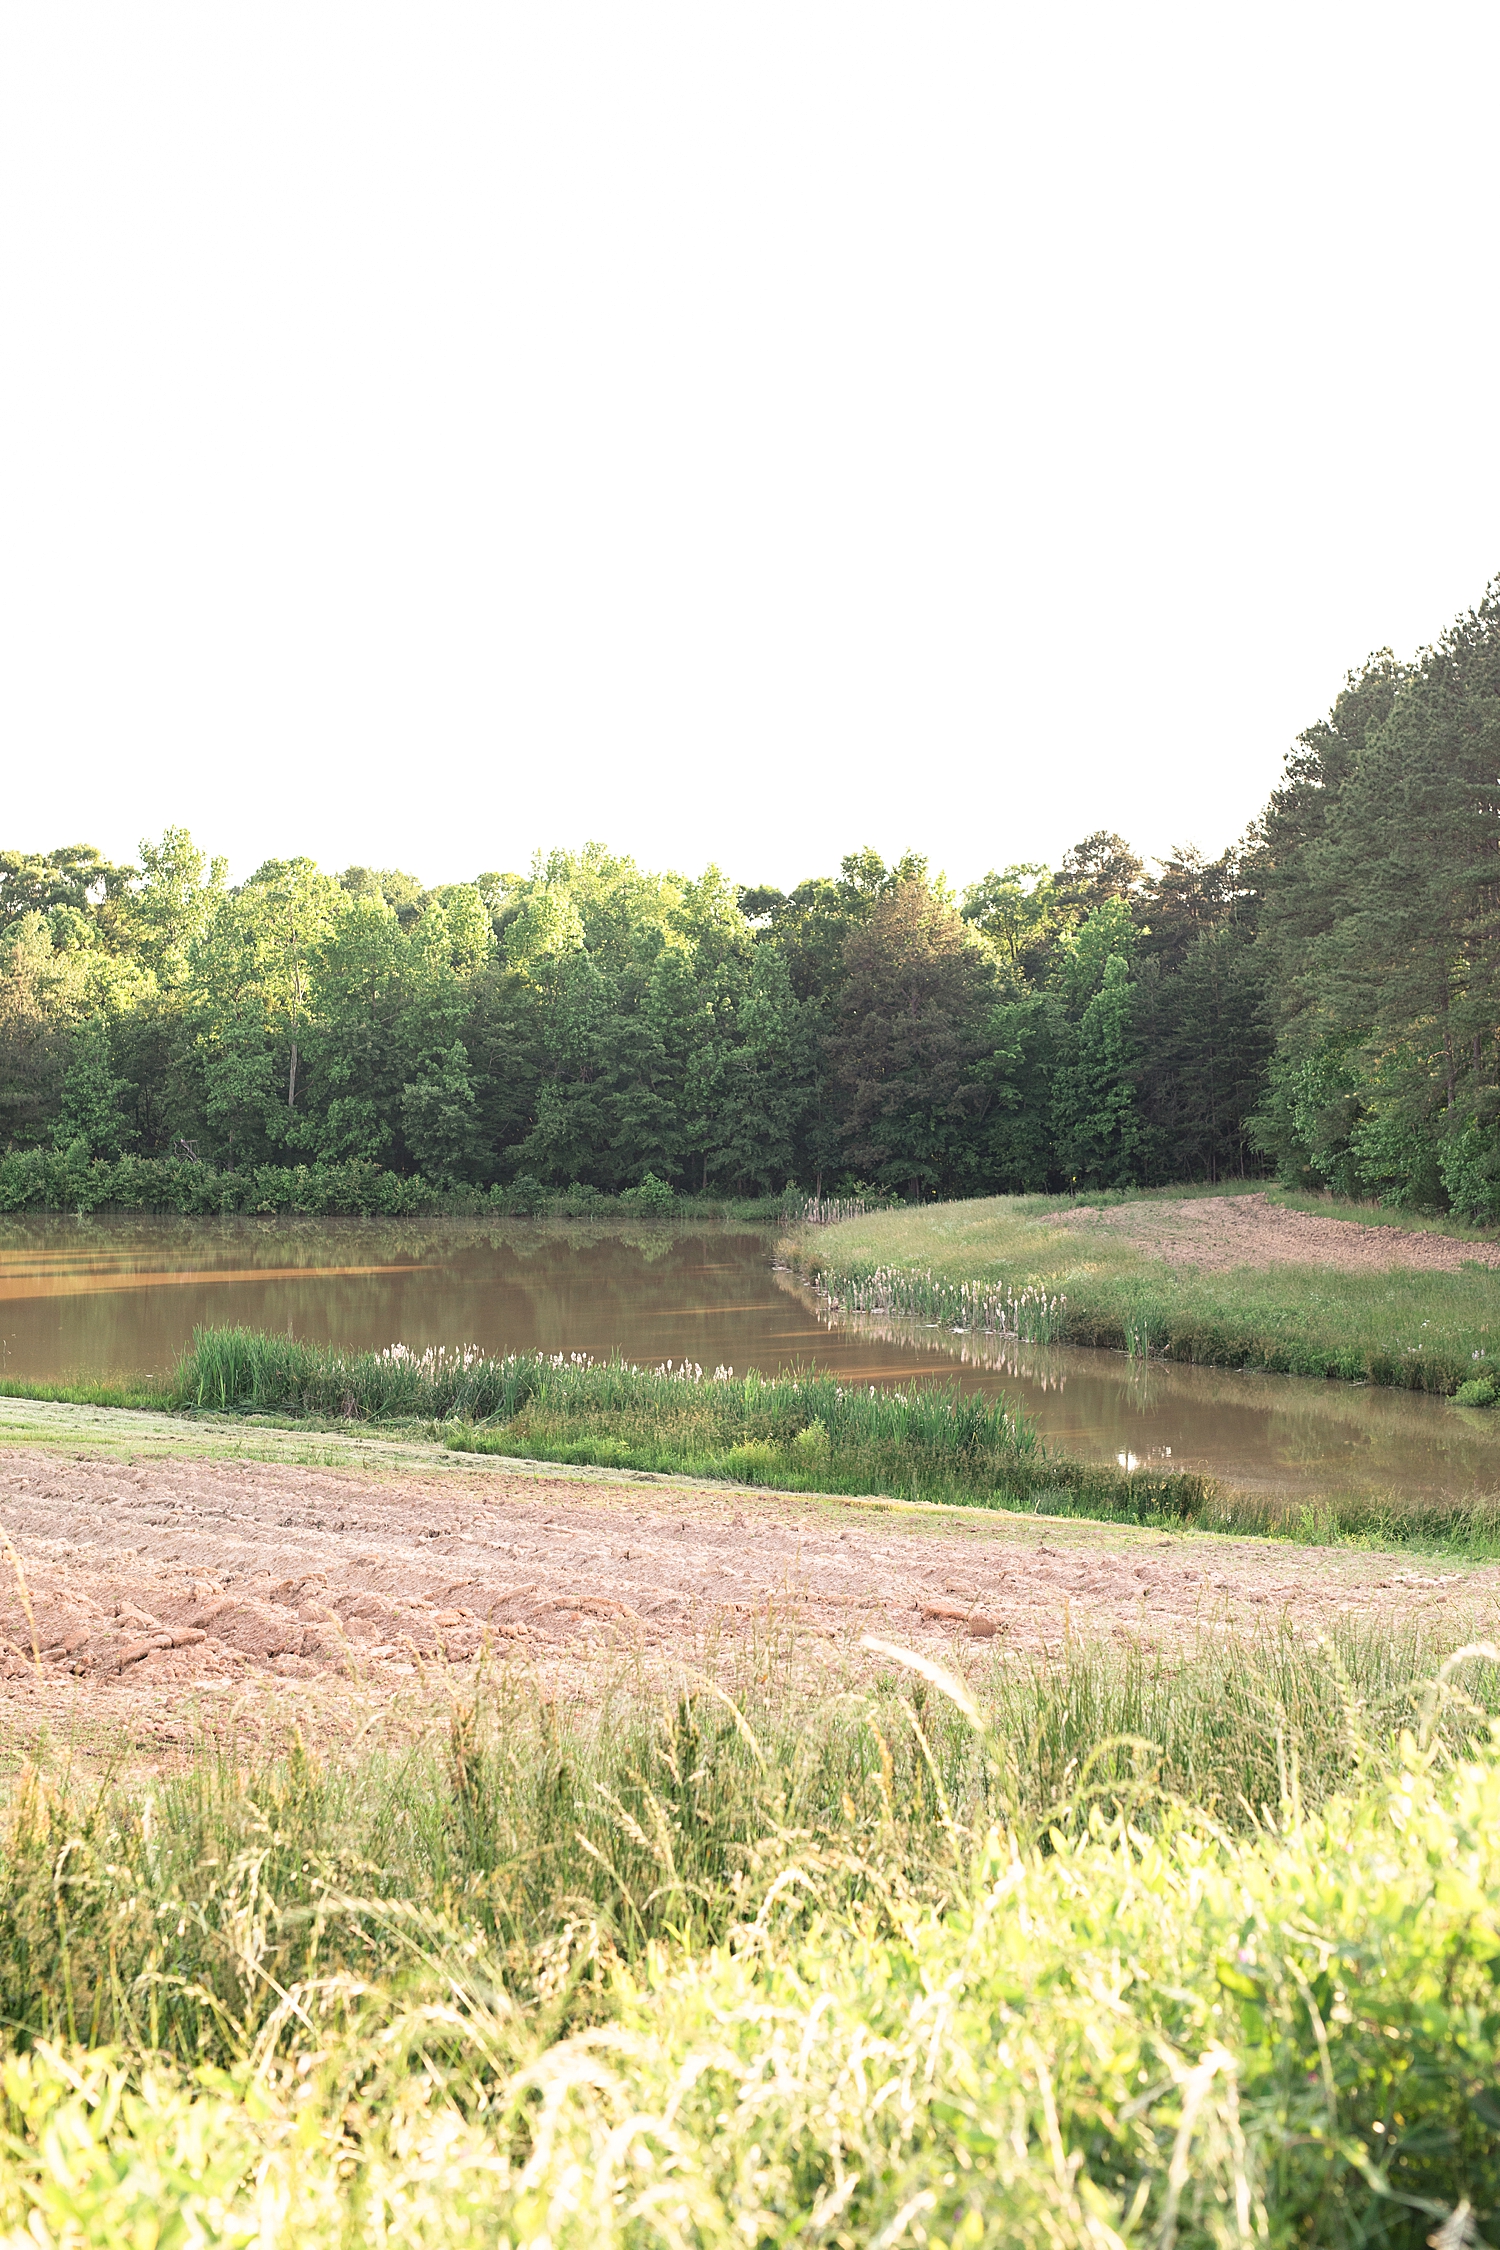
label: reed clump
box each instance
[167,1325,1213,1522]
[2,1626,1499,2242]
[815,1261,1068,1341]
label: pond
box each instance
[2,1214,1497,1507]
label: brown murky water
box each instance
[2,1215,1497,1505]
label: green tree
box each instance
[1256,581,1500,1205]
[685,946,818,1193]
[400,1041,483,1179]
[976,990,1064,1191]
[337,866,429,928]
[0,917,75,1145]
[124,829,227,986]
[1133,926,1269,1181]
[1053,952,1154,1187]
[1055,830,1143,911]
[829,880,995,1196]
[0,846,129,937]
[52,1015,135,1157]
[961,865,1064,978]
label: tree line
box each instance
[2,576,1496,1216]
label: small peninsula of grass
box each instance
[792,1189,1498,1396]
[166,1325,1208,1526]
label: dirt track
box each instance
[1058,1191,1500,1275]
[0,1444,1493,1752]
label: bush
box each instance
[0,1149,491,1217]
[1455,1375,1498,1408]
[492,1171,550,1214]
[554,1179,612,1215]
[618,1170,674,1213]
[1441,1118,1500,1224]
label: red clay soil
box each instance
[1057,1191,1500,1275]
[1,1448,1494,1750]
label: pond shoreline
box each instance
[5,1211,1500,1550]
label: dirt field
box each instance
[1,1437,1493,1752]
[1058,1190,1500,1275]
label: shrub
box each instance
[493,1171,550,1214]
[1441,1118,1500,1224]
[618,1170,674,1213]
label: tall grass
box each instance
[794,1193,1500,1394]
[800,1194,872,1225]
[0,1623,1489,2062]
[3,1628,1500,2241]
[168,1325,1213,1521]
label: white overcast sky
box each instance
[2,3,1497,896]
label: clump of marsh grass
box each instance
[812,1260,1068,1342]
[166,1325,1213,1521]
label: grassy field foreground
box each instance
[792,1190,1499,1394]
[1,1627,1498,2243]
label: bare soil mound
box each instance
[0,1448,1493,1750]
[1057,1191,1500,1275]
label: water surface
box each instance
[2,1214,1496,1506]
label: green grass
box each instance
[165,1324,1213,1525]
[793,1192,1500,1394]
[0,1376,160,1411]
[3,1627,1500,2242]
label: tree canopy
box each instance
[5,573,1498,1212]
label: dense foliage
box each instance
[1255,580,1500,1218]
[3,574,1497,1209]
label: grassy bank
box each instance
[168,1325,1210,1523]
[2,1628,1499,2241]
[792,1191,1498,1394]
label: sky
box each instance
[2,3,1497,899]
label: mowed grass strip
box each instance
[2,1625,1500,2241]
[793,1191,1500,1393]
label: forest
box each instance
[2,577,1497,1218]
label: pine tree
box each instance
[829,881,995,1196]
